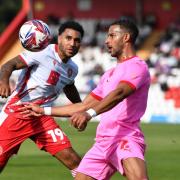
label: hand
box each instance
[0,80,11,98]
[18,103,43,117]
[70,112,91,131]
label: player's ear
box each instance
[123,33,131,42]
[58,35,62,43]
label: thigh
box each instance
[0,145,20,168]
[31,116,81,169]
[122,157,148,180]
[110,139,146,176]
[31,117,72,155]
[54,147,81,170]
[77,143,116,180]
[0,113,27,155]
[75,172,95,180]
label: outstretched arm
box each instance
[0,56,27,97]
[70,82,136,130]
[19,93,100,117]
[86,82,135,116]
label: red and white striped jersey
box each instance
[6,44,78,109]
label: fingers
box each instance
[0,87,10,98]
[77,123,87,131]
[70,114,79,128]
[22,111,34,117]
[17,104,42,117]
[70,113,88,131]
[18,104,33,112]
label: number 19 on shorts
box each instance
[47,128,65,142]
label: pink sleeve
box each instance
[91,73,107,99]
[120,62,149,89]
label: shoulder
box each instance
[100,67,115,81]
[20,44,53,57]
[20,44,55,63]
[127,57,149,74]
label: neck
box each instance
[61,58,69,63]
[56,45,69,63]
[118,44,136,63]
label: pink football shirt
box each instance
[91,56,150,144]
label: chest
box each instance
[32,59,76,88]
[102,67,125,95]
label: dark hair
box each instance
[58,21,84,38]
[111,17,139,44]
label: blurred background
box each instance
[0,0,180,123]
[0,1,180,180]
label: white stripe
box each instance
[71,168,78,177]
[0,111,8,126]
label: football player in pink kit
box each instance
[0,21,84,176]
[20,18,150,180]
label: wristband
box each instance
[44,107,52,115]
[86,108,97,117]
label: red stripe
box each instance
[90,92,102,101]
[120,80,136,90]
[121,56,138,62]
[11,67,33,104]
[0,0,30,60]
[18,55,28,66]
[55,44,58,52]
[32,93,56,105]
[6,67,33,107]
[18,67,33,96]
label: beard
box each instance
[59,44,78,59]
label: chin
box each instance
[111,53,116,57]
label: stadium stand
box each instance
[0,0,180,123]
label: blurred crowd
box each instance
[146,16,180,108]
[47,14,155,92]
[147,16,180,89]
[2,14,180,109]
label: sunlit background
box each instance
[0,0,180,122]
[0,1,180,180]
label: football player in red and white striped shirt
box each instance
[0,21,84,177]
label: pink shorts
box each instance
[77,138,146,180]
[0,112,71,166]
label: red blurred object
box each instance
[174,98,180,108]
[0,0,30,62]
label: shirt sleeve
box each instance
[120,61,149,89]
[91,73,107,100]
[19,50,41,66]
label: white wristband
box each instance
[86,108,97,117]
[44,107,52,115]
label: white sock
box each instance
[71,167,78,177]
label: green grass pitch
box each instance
[1,120,180,180]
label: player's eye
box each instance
[107,33,116,38]
[74,38,81,44]
[66,36,72,41]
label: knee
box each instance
[0,154,10,173]
[54,148,81,169]
[123,158,148,180]
[123,164,148,180]
[0,161,7,173]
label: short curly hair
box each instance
[58,21,84,38]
